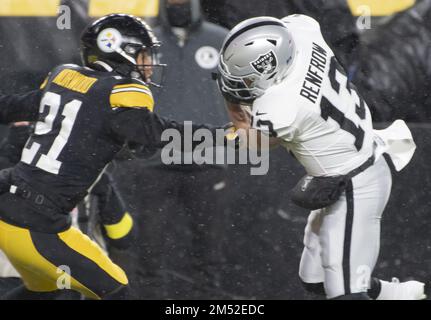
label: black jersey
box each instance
[0,64,217,232]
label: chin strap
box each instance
[114,47,138,65]
[93,61,114,72]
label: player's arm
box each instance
[0,89,42,124]
[90,172,135,251]
[225,101,250,130]
[225,100,282,149]
[108,81,225,150]
[0,122,32,169]
[110,107,222,149]
[216,74,281,148]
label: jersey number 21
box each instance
[21,92,82,175]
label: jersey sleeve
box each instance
[0,68,56,124]
[109,107,220,150]
[251,92,300,141]
[109,79,154,112]
[0,89,42,124]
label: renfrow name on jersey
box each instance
[300,42,328,104]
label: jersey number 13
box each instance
[320,57,367,151]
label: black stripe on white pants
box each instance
[343,179,354,295]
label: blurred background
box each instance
[0,0,430,299]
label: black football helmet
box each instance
[81,14,166,87]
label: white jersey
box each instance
[251,15,374,176]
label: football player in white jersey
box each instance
[217,15,425,300]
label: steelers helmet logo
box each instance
[195,46,219,70]
[251,50,278,75]
[97,28,123,53]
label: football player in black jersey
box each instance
[0,14,224,299]
[0,122,136,253]
[0,122,139,300]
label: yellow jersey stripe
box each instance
[112,88,152,95]
[110,91,154,111]
[113,83,150,91]
[104,212,134,240]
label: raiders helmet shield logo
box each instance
[251,51,278,75]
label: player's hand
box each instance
[222,121,237,137]
[222,122,240,149]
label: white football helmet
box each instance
[218,16,296,102]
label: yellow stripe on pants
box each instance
[0,219,127,299]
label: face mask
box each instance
[166,3,192,28]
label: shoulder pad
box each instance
[40,64,81,90]
[110,79,154,111]
[252,89,298,136]
[49,66,99,94]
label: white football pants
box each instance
[299,156,392,299]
